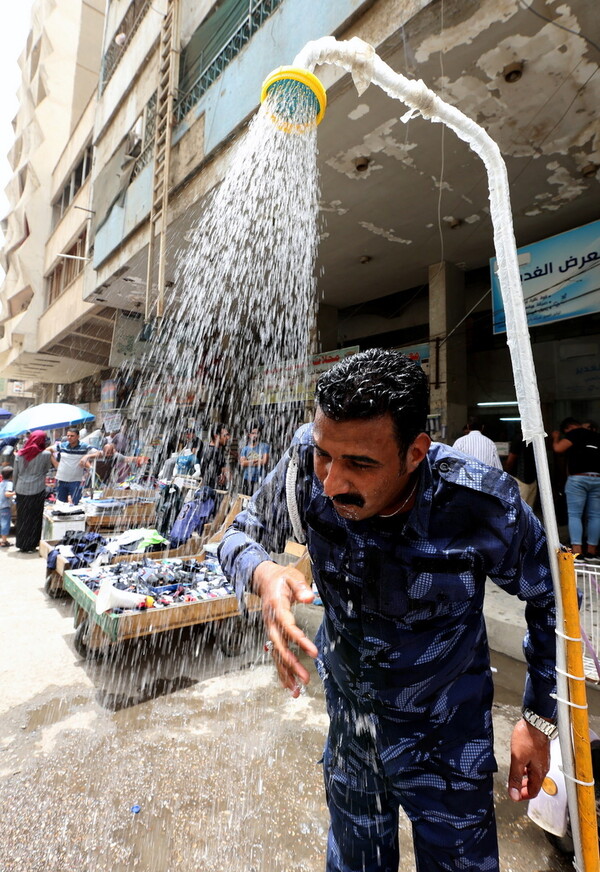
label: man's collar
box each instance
[402,453,433,538]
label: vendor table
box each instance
[63,558,260,659]
[39,537,203,598]
[39,491,253,598]
[84,488,158,532]
[42,509,86,540]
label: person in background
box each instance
[0,466,15,547]
[106,427,134,481]
[12,430,54,552]
[239,422,270,494]
[505,431,537,508]
[157,438,183,482]
[552,417,600,561]
[582,419,600,432]
[94,441,148,485]
[453,416,502,469]
[49,427,101,505]
[175,437,202,477]
[198,423,231,489]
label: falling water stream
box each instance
[1,82,331,872]
[128,84,322,462]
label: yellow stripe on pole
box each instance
[557,550,599,871]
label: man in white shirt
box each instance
[50,427,101,504]
[453,417,502,469]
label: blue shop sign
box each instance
[491,219,600,334]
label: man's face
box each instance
[66,430,79,446]
[104,443,116,456]
[312,408,430,521]
[218,429,230,446]
[248,428,259,444]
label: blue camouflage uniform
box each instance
[218,424,556,872]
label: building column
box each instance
[316,304,338,352]
[428,262,467,444]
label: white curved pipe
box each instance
[294,35,580,866]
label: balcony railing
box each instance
[174,0,283,122]
[100,0,153,93]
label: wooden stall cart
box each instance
[64,555,261,659]
[84,488,158,533]
[39,490,238,598]
[39,536,203,598]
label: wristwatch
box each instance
[522,708,559,740]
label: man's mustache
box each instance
[331,493,365,508]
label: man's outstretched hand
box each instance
[508,718,551,801]
[252,560,317,697]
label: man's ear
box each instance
[407,432,431,471]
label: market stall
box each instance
[39,490,249,597]
[39,536,201,597]
[64,552,260,658]
[83,487,158,533]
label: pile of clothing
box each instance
[76,556,234,614]
[50,501,86,517]
[46,528,169,571]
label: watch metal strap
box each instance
[522,707,559,740]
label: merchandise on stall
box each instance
[46,527,169,571]
[168,486,217,547]
[74,556,235,615]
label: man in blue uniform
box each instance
[218,349,557,872]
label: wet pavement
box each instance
[1,545,598,871]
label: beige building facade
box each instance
[0,0,105,394]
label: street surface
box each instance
[1,545,598,871]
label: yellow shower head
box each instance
[260,67,327,133]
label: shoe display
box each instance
[74,556,235,615]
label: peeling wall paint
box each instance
[545,161,586,203]
[320,200,348,215]
[359,222,412,244]
[414,0,520,63]
[415,0,600,215]
[348,103,370,120]
[326,117,420,178]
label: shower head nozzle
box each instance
[260,67,327,133]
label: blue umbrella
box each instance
[0,407,12,419]
[0,403,95,438]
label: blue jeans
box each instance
[57,480,84,505]
[565,475,600,548]
[0,506,11,537]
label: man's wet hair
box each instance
[315,348,429,453]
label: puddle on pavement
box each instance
[23,694,91,732]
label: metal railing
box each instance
[131,93,157,181]
[174,0,283,122]
[100,0,154,93]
